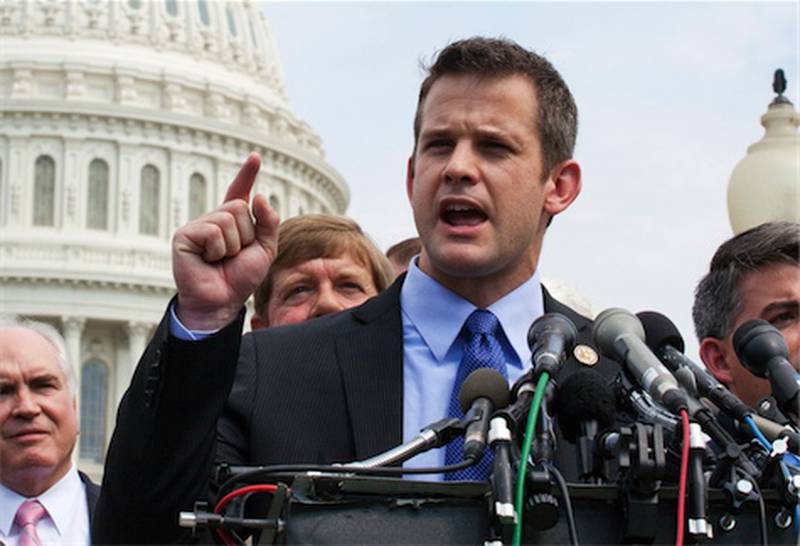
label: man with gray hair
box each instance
[0,317,100,545]
[693,221,800,408]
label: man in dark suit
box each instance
[95,36,621,543]
[0,317,100,545]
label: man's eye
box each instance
[0,384,14,396]
[769,311,798,329]
[482,141,511,154]
[339,282,365,293]
[286,285,310,298]
[424,140,452,151]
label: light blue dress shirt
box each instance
[400,259,543,479]
[169,260,544,480]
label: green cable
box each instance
[512,372,550,546]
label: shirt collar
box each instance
[400,259,543,365]
[0,465,82,536]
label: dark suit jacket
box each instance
[79,471,100,520]
[93,276,621,543]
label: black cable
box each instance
[738,468,769,546]
[543,462,579,546]
[217,458,478,499]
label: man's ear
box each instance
[699,337,734,384]
[543,159,582,217]
[250,313,269,331]
[406,156,415,202]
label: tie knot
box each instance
[14,500,46,527]
[464,309,500,336]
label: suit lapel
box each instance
[78,471,100,520]
[542,285,593,340]
[335,277,405,460]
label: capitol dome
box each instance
[0,0,348,478]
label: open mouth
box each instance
[440,203,488,227]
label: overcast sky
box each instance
[260,1,798,359]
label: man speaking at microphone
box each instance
[94,37,621,542]
[693,221,800,408]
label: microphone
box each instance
[593,308,689,415]
[638,311,754,423]
[733,319,800,422]
[687,423,713,540]
[495,314,579,445]
[634,311,763,479]
[555,369,617,483]
[458,368,511,462]
[527,313,578,379]
[489,416,516,525]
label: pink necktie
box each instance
[14,500,46,546]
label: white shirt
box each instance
[0,466,90,546]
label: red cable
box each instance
[213,484,282,546]
[675,410,690,546]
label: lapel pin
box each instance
[573,344,599,366]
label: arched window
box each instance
[139,165,160,235]
[33,155,55,226]
[188,173,207,220]
[226,7,237,36]
[165,0,178,16]
[248,18,259,48]
[80,360,108,463]
[197,0,210,25]
[87,159,109,230]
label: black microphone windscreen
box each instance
[733,319,790,379]
[555,369,616,443]
[637,311,685,353]
[458,368,510,413]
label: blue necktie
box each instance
[445,309,508,481]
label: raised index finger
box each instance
[224,153,262,203]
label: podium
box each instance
[265,474,795,544]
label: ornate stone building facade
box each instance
[0,0,348,479]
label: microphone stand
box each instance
[524,382,560,532]
[347,417,463,468]
[488,415,517,544]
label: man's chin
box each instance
[425,249,499,279]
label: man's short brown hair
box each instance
[413,36,578,175]
[253,214,394,317]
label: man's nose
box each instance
[443,142,478,185]
[312,287,345,318]
[12,388,41,418]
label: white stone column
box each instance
[121,321,150,409]
[61,316,85,464]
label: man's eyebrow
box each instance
[762,300,800,315]
[30,372,62,384]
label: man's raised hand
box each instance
[172,153,280,330]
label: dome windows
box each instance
[33,155,56,226]
[197,0,210,26]
[226,7,237,36]
[139,164,160,236]
[80,360,109,463]
[188,173,207,220]
[87,159,109,230]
